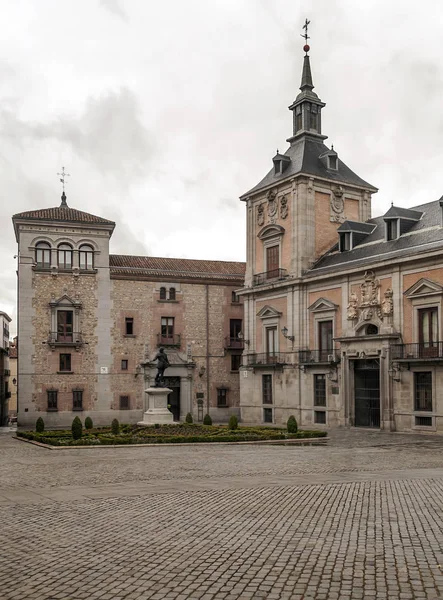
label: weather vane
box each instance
[57,167,70,193]
[301,18,311,54]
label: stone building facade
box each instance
[238,45,443,434]
[12,196,245,428]
[0,311,12,425]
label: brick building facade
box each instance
[12,196,245,428]
[238,43,443,434]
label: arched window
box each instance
[159,287,167,300]
[366,324,379,336]
[35,242,51,268]
[58,243,73,269]
[79,245,94,270]
[169,287,176,301]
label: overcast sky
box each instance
[1,0,442,335]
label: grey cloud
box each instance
[99,0,128,21]
[1,88,152,180]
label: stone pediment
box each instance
[257,305,282,319]
[49,294,82,308]
[257,224,285,240]
[404,278,443,298]
[308,297,338,312]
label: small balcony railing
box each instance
[157,333,181,347]
[48,332,83,349]
[225,336,244,350]
[391,343,443,361]
[298,349,340,364]
[246,352,289,367]
[253,268,288,286]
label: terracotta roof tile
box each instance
[13,206,115,226]
[110,255,245,282]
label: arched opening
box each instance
[79,244,94,270]
[35,242,51,268]
[57,243,73,269]
[159,287,167,300]
[366,324,379,336]
[169,287,176,301]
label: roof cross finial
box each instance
[57,167,70,208]
[57,166,70,193]
[301,18,311,54]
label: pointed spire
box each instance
[60,191,68,208]
[300,55,314,92]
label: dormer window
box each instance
[386,219,398,241]
[339,232,351,252]
[328,155,337,170]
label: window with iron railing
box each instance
[414,372,432,412]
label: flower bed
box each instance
[16,423,327,447]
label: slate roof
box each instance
[383,206,423,220]
[110,255,246,283]
[241,136,377,198]
[13,206,115,226]
[307,199,443,276]
[337,221,375,233]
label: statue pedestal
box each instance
[137,387,174,426]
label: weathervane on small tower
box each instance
[57,166,70,207]
[301,18,311,55]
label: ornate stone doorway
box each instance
[164,376,181,421]
[354,360,380,428]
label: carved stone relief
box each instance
[330,185,346,223]
[347,271,393,325]
[267,189,278,223]
[279,195,288,219]
[257,203,264,226]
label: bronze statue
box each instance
[153,347,170,387]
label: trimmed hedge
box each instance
[36,417,45,433]
[85,416,93,430]
[111,419,120,435]
[203,414,212,426]
[71,417,83,440]
[185,412,193,424]
[287,415,298,434]
[228,415,238,430]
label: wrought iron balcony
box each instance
[253,268,288,286]
[225,336,244,350]
[298,349,340,364]
[391,343,443,361]
[157,333,181,347]
[48,332,83,349]
[246,352,289,367]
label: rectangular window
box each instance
[125,317,134,335]
[314,410,326,424]
[266,245,279,278]
[231,291,239,303]
[231,354,242,372]
[217,388,228,407]
[318,320,333,361]
[418,308,438,357]
[121,359,128,370]
[339,233,351,252]
[263,407,273,423]
[414,372,432,412]
[229,319,243,347]
[262,374,273,404]
[57,310,73,342]
[161,317,174,338]
[73,389,83,411]
[47,390,58,411]
[314,374,326,406]
[120,395,130,410]
[265,327,277,359]
[59,353,72,372]
[415,416,432,427]
[386,220,398,241]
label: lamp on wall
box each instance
[237,332,250,345]
[12,378,17,386]
[281,326,294,342]
[388,363,401,382]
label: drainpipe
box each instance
[205,284,210,415]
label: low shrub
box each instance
[228,415,238,430]
[71,416,83,440]
[203,414,212,426]
[85,416,93,430]
[287,415,298,434]
[36,417,45,433]
[185,412,193,424]
[111,418,120,435]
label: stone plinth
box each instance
[138,387,174,426]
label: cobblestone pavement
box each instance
[1,429,443,599]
